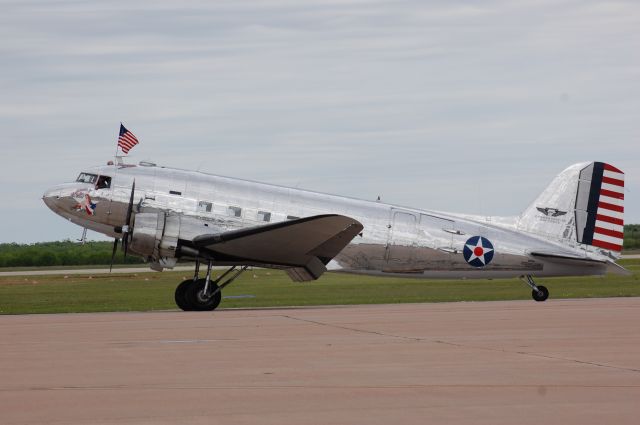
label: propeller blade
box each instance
[125,180,135,228]
[109,238,119,273]
[122,180,136,257]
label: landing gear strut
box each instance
[521,275,549,302]
[174,260,248,311]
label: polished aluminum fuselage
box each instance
[43,162,611,278]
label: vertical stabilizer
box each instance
[518,162,624,253]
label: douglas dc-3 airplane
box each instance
[43,159,627,310]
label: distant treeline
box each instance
[1,225,639,268]
[0,241,144,268]
[624,224,640,250]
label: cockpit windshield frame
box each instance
[76,173,98,184]
[76,173,112,189]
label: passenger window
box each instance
[227,206,242,217]
[287,215,300,220]
[258,211,271,222]
[198,201,212,213]
[95,176,111,189]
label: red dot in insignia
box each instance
[474,247,484,256]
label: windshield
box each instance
[96,175,111,189]
[76,173,97,184]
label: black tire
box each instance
[175,279,195,311]
[185,278,222,311]
[532,285,549,302]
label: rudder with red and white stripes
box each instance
[575,162,624,252]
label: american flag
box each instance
[117,123,139,154]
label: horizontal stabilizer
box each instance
[528,251,606,264]
[529,251,630,275]
[606,260,632,276]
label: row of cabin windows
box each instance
[197,200,298,222]
[72,178,302,221]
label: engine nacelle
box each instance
[129,212,180,269]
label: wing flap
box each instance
[192,214,363,280]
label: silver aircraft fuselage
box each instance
[43,161,613,279]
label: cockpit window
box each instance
[96,175,111,189]
[76,173,98,184]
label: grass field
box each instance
[0,259,638,315]
[0,264,171,272]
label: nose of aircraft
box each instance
[42,183,85,212]
[43,182,97,215]
[42,185,62,211]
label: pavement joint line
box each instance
[3,384,640,392]
[431,339,640,374]
[280,314,424,342]
[512,351,640,374]
[282,315,640,375]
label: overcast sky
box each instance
[1,0,638,243]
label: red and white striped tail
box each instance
[575,162,624,252]
[593,164,624,251]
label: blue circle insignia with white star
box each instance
[463,236,494,268]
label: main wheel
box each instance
[175,279,195,311]
[185,278,222,311]
[532,285,549,302]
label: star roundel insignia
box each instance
[463,236,494,268]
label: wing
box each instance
[190,214,363,281]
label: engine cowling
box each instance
[129,212,180,269]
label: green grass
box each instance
[0,264,155,272]
[1,259,638,315]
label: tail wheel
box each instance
[532,285,549,302]
[185,278,222,311]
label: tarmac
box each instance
[1,298,640,424]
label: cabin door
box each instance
[385,209,419,272]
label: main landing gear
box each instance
[175,260,248,311]
[520,275,549,302]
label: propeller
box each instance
[109,180,136,273]
[109,238,119,272]
[122,180,136,257]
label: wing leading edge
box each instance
[191,214,363,282]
